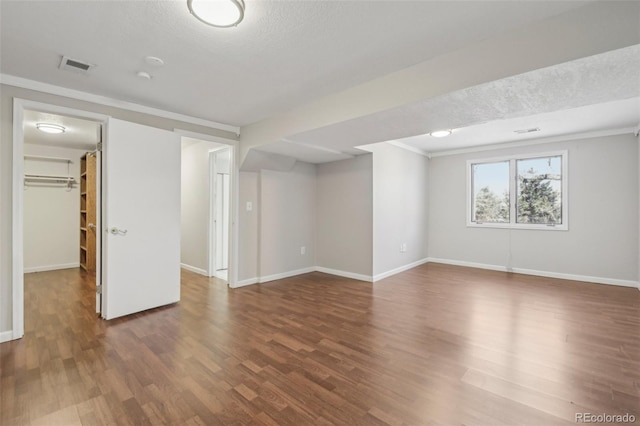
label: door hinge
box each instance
[96,284,102,295]
[97,142,103,152]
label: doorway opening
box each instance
[180,137,232,283]
[21,108,103,331]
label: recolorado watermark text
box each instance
[575,413,636,423]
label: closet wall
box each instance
[23,144,87,272]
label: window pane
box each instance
[516,156,562,224]
[472,161,510,223]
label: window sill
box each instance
[467,222,568,231]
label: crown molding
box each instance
[428,127,637,158]
[0,74,240,135]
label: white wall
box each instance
[428,133,639,284]
[316,155,373,277]
[180,141,210,273]
[238,172,259,282]
[259,162,316,278]
[369,144,429,277]
[23,144,86,272]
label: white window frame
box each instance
[466,150,568,231]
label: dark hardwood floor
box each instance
[1,264,639,425]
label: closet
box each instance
[80,152,97,272]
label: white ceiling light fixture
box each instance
[137,71,152,80]
[430,129,452,138]
[144,56,164,67]
[187,0,245,28]
[36,123,66,134]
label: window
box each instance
[467,151,568,230]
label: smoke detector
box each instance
[59,56,95,75]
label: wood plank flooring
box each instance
[1,264,639,425]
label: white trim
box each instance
[429,127,635,158]
[258,267,316,284]
[234,277,258,288]
[24,263,80,273]
[233,266,373,287]
[208,151,216,277]
[372,258,429,282]
[428,257,639,289]
[315,266,373,282]
[12,98,25,340]
[386,141,430,157]
[427,258,509,272]
[1,74,240,135]
[0,331,14,344]
[511,267,639,289]
[180,263,208,276]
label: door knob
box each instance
[88,223,96,230]
[109,227,128,235]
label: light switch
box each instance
[246,201,253,212]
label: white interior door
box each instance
[102,118,181,320]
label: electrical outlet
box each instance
[400,243,407,253]
[301,246,306,255]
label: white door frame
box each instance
[208,146,231,279]
[175,129,239,287]
[11,98,109,340]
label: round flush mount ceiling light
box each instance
[187,0,245,28]
[36,123,66,134]
[136,71,152,80]
[430,129,452,138]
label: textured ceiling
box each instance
[0,0,590,126]
[286,45,640,158]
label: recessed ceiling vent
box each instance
[59,56,95,74]
[514,127,540,134]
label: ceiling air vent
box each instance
[59,56,95,74]
[514,127,540,134]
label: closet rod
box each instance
[24,155,72,162]
[24,174,76,183]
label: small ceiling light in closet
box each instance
[36,123,66,134]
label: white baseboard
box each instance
[315,266,373,282]
[24,262,79,273]
[180,263,208,276]
[427,257,640,289]
[233,266,354,288]
[373,258,429,282]
[259,267,316,284]
[427,258,506,272]
[510,267,639,288]
[0,330,15,344]
[234,277,258,288]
